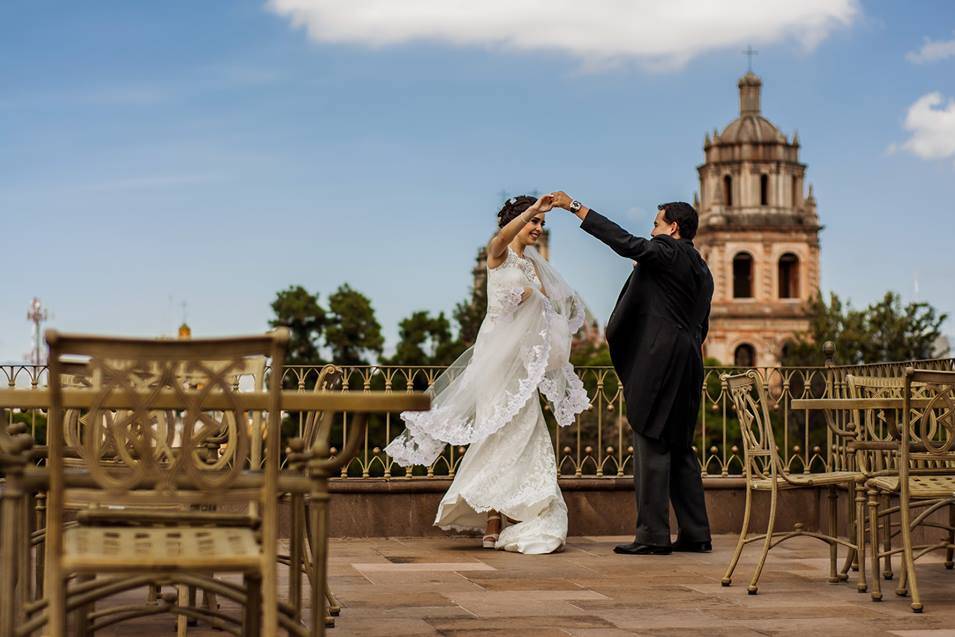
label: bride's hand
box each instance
[531,194,555,213]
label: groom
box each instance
[552,192,713,555]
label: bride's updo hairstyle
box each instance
[496,195,537,228]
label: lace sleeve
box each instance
[486,286,527,322]
[499,286,526,313]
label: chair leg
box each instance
[882,495,894,581]
[854,485,868,592]
[721,483,753,586]
[840,484,858,579]
[49,574,67,637]
[187,583,200,626]
[946,502,954,570]
[827,487,840,584]
[748,484,778,595]
[244,573,262,637]
[868,490,883,601]
[75,574,95,637]
[310,491,330,637]
[0,490,18,637]
[898,491,921,612]
[177,583,188,637]
[896,554,909,597]
[33,492,46,599]
[290,494,303,623]
[325,581,341,616]
[18,492,31,616]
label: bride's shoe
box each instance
[482,513,502,548]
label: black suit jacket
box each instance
[581,210,713,444]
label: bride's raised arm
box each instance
[487,194,554,265]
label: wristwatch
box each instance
[569,200,582,212]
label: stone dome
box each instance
[719,114,786,144]
[715,71,787,145]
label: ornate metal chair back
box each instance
[901,368,955,476]
[723,370,780,481]
[45,329,287,511]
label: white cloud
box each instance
[906,32,955,64]
[265,0,858,69]
[895,92,955,163]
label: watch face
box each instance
[571,200,581,211]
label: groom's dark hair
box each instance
[497,195,537,228]
[658,202,699,240]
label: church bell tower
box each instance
[695,71,822,366]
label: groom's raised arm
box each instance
[579,209,676,264]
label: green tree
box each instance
[453,281,487,350]
[864,291,948,362]
[268,285,326,364]
[782,291,948,366]
[325,284,385,365]
[570,339,612,367]
[387,310,457,366]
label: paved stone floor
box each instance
[98,534,955,636]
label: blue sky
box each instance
[2,0,954,363]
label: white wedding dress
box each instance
[385,246,589,554]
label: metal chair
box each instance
[38,329,288,636]
[864,368,955,612]
[720,370,863,594]
[283,364,369,634]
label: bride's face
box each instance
[517,214,546,246]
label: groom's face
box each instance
[651,210,679,239]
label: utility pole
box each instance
[26,297,49,365]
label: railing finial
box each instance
[823,341,835,366]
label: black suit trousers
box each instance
[633,430,711,545]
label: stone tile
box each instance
[71,534,955,637]
[427,616,617,632]
[360,570,486,591]
[350,561,496,572]
[589,609,728,631]
[446,590,609,603]
[330,617,440,636]
[337,590,456,608]
[439,630,570,637]
[443,590,609,619]
[467,577,586,591]
[563,630,648,637]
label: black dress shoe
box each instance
[613,542,672,555]
[671,539,712,553]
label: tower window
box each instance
[723,175,733,207]
[791,176,798,207]
[778,253,800,299]
[760,174,769,206]
[732,252,754,298]
[780,340,794,363]
[734,343,756,368]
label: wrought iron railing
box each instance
[7,355,953,479]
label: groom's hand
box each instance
[551,191,590,221]
[551,191,573,210]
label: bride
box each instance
[385,193,589,554]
